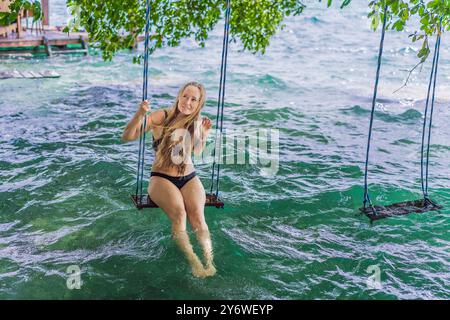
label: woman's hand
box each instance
[122,100,150,142]
[201,116,212,133]
[138,100,150,116]
[193,117,212,154]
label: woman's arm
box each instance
[121,101,165,142]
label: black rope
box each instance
[363,5,388,210]
[420,29,439,199]
[135,0,151,204]
[422,18,442,199]
[215,0,231,197]
[210,0,231,196]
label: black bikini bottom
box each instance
[150,171,196,190]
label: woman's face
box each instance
[178,85,201,116]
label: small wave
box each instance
[342,105,423,123]
[307,16,324,24]
[257,74,288,90]
[392,138,417,146]
[341,105,369,116]
[243,106,295,122]
[398,109,422,121]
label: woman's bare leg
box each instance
[149,176,207,278]
[195,228,215,275]
[181,176,216,276]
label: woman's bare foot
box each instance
[191,264,208,278]
[190,258,216,278]
[187,254,208,278]
[204,263,216,277]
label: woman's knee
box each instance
[170,208,187,231]
[189,212,208,232]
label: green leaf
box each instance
[371,14,380,30]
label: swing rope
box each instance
[210,0,231,197]
[421,18,442,201]
[363,5,388,211]
[135,0,152,206]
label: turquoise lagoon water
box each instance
[0,1,449,299]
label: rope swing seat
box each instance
[131,0,231,210]
[131,193,224,209]
[360,7,444,221]
[360,199,442,222]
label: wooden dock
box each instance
[0,27,89,57]
[0,0,94,57]
[0,69,60,79]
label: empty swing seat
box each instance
[131,193,224,209]
[360,198,442,221]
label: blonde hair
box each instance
[153,82,206,174]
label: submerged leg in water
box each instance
[149,176,213,278]
[195,228,216,276]
[182,176,216,276]
[172,230,209,278]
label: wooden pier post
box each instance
[80,35,88,55]
[43,36,52,56]
[42,0,49,26]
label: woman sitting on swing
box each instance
[122,82,216,278]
